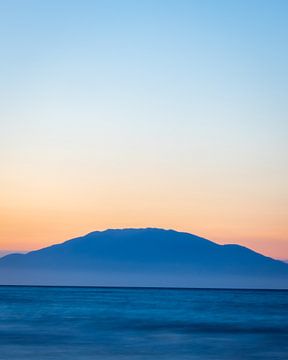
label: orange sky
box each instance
[1,1,287,260]
[1,169,287,259]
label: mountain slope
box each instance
[0,228,287,288]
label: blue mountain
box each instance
[0,228,287,288]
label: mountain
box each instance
[0,228,287,288]
[0,251,12,258]
[0,250,24,258]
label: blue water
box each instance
[0,287,287,359]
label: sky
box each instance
[0,0,287,259]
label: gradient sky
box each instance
[0,0,287,259]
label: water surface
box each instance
[0,286,287,359]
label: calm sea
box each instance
[0,286,287,359]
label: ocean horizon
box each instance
[1,0,288,359]
[1,284,288,291]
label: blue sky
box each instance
[0,0,287,258]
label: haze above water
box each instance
[0,286,287,360]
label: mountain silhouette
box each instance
[0,228,287,288]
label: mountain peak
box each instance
[86,227,178,236]
[0,228,287,289]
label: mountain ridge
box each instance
[0,228,287,289]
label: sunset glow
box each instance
[1,0,287,259]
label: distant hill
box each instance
[0,228,287,289]
[0,250,17,258]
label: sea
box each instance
[0,286,287,360]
